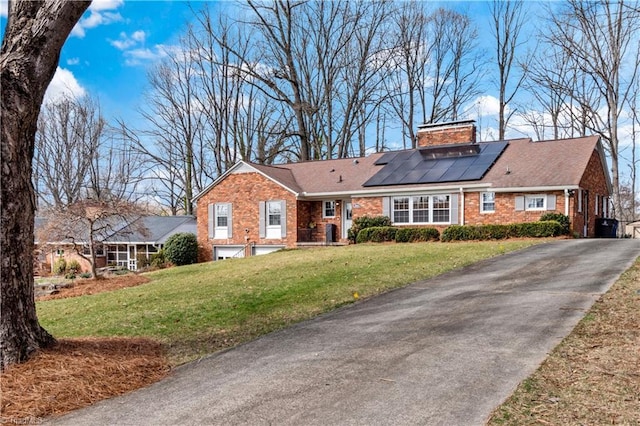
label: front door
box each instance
[128,245,137,271]
[342,200,353,239]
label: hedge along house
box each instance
[35,215,197,273]
[194,120,612,261]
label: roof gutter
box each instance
[304,183,492,199]
[490,185,580,193]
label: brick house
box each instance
[194,120,612,261]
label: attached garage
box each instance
[213,245,245,260]
[252,245,284,256]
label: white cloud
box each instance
[473,95,502,117]
[66,57,81,66]
[0,0,7,18]
[110,30,147,51]
[123,45,172,66]
[44,67,86,103]
[89,0,124,12]
[71,0,124,38]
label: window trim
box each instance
[323,200,336,218]
[260,200,286,239]
[525,194,546,211]
[480,192,496,213]
[213,203,231,239]
[391,194,452,225]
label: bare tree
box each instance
[124,44,207,216]
[1,0,91,370]
[34,95,141,209]
[490,0,527,140]
[188,6,292,167]
[34,95,103,208]
[385,4,482,148]
[544,0,640,220]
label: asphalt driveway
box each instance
[49,239,640,426]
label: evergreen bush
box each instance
[348,215,391,242]
[163,233,198,266]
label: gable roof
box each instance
[482,135,609,191]
[195,135,610,199]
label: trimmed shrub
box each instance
[163,233,198,266]
[509,221,564,237]
[442,221,564,241]
[356,226,397,243]
[540,213,570,235]
[54,258,67,275]
[348,215,392,243]
[395,227,440,243]
[441,225,484,242]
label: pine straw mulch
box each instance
[0,338,171,424]
[37,274,151,301]
[488,258,640,425]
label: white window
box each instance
[268,201,282,227]
[323,201,336,218]
[525,195,546,211]
[393,197,410,223]
[214,203,232,239]
[481,192,495,213]
[432,195,450,223]
[391,194,451,224]
[260,200,286,239]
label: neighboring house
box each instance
[194,120,612,261]
[625,221,640,239]
[35,215,197,273]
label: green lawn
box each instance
[38,241,541,364]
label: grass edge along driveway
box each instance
[38,240,541,365]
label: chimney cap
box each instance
[418,119,476,130]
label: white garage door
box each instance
[252,246,284,256]
[214,246,245,260]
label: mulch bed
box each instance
[1,275,168,423]
[0,338,170,423]
[37,274,151,301]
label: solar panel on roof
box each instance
[363,141,508,187]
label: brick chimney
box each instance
[416,120,477,148]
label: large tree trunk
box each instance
[1,0,91,370]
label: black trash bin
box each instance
[325,223,337,243]
[595,218,618,238]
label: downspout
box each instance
[564,189,570,216]
[459,188,465,225]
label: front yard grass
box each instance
[37,240,538,364]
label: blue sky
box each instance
[1,0,201,119]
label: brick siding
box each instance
[196,172,297,261]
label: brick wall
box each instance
[464,191,566,225]
[196,172,297,261]
[416,124,476,147]
[575,150,611,237]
